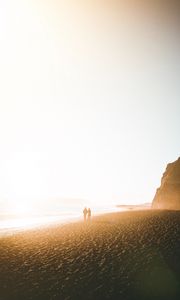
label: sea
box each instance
[0,205,126,236]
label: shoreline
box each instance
[0,207,151,237]
[0,207,125,237]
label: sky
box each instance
[0,0,179,210]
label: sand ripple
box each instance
[0,210,180,300]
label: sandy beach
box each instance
[0,210,180,300]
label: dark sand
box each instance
[0,210,180,300]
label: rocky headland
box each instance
[152,157,180,209]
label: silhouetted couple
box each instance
[83,207,91,222]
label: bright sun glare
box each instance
[0,0,179,215]
[9,199,35,216]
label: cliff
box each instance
[152,157,180,210]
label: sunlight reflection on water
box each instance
[0,206,125,236]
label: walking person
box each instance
[83,207,88,222]
[87,208,91,221]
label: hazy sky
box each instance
[0,0,179,208]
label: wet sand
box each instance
[0,210,180,300]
